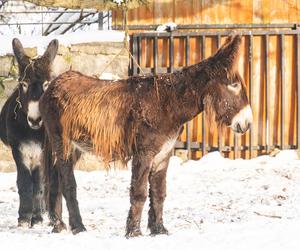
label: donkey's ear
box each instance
[42,39,59,66]
[12,38,30,71]
[215,35,242,72]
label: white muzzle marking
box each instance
[230,105,253,134]
[27,101,42,129]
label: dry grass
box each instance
[0,141,15,172]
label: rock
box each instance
[0,56,13,77]
[70,42,128,56]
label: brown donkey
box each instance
[40,35,253,236]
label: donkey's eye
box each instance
[20,81,28,91]
[227,81,241,94]
[230,82,239,88]
[43,80,49,91]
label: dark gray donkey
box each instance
[0,38,58,227]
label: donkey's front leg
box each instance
[148,154,171,235]
[31,168,44,226]
[126,152,153,238]
[12,148,33,227]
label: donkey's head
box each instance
[203,35,253,134]
[13,38,58,129]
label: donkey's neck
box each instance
[157,58,213,125]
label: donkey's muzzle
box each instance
[230,105,253,134]
[234,122,251,134]
[27,116,42,130]
[27,101,43,129]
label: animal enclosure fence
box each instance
[130,25,300,159]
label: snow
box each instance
[0,30,126,56]
[1,150,300,249]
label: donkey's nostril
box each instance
[36,116,42,123]
[236,123,243,133]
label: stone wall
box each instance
[0,41,129,172]
[0,41,129,108]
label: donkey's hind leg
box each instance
[31,167,44,226]
[56,149,86,234]
[48,165,66,233]
[148,153,171,235]
[48,149,81,233]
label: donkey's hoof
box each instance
[125,228,142,238]
[18,218,31,228]
[71,225,87,235]
[51,222,67,233]
[150,224,169,236]
[31,215,43,226]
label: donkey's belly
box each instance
[19,141,42,172]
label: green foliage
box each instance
[63,54,72,64]
[9,58,18,77]
[0,77,5,98]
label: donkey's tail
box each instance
[43,132,54,212]
[42,132,63,227]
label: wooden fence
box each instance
[130,27,300,159]
[113,0,300,26]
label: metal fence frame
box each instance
[0,9,113,33]
[130,25,300,159]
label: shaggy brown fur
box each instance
[56,74,135,164]
[40,35,252,236]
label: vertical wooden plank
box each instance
[230,0,253,24]
[169,34,174,73]
[239,35,250,159]
[186,35,191,159]
[253,0,270,23]
[269,0,289,23]
[297,34,300,148]
[153,36,158,74]
[174,0,194,24]
[253,35,266,156]
[249,34,253,158]
[216,35,223,153]
[285,35,297,148]
[280,34,285,149]
[269,35,281,150]
[201,35,206,155]
[234,133,238,159]
[138,35,142,74]
[153,0,174,24]
[265,34,270,153]
[132,35,138,75]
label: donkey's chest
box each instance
[19,141,43,172]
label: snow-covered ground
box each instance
[0,30,126,56]
[1,150,300,249]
